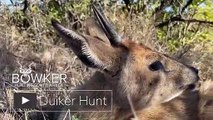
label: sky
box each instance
[1,0,13,4]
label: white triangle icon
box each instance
[22,97,30,104]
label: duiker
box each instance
[51,5,199,120]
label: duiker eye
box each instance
[149,61,163,71]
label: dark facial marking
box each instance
[149,61,164,71]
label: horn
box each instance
[92,5,121,46]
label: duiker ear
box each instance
[92,5,122,46]
[84,18,110,44]
[51,19,118,70]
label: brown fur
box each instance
[52,17,200,120]
[135,91,199,120]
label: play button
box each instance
[22,97,30,104]
[14,93,37,109]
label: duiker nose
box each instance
[189,66,199,75]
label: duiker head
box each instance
[52,5,199,108]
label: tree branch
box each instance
[9,0,14,5]
[139,0,151,13]
[181,0,193,13]
[123,0,131,11]
[154,0,166,13]
[153,0,174,17]
[22,0,28,13]
[155,16,213,27]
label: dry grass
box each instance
[0,4,212,120]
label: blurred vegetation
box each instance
[1,0,212,52]
[0,0,212,119]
